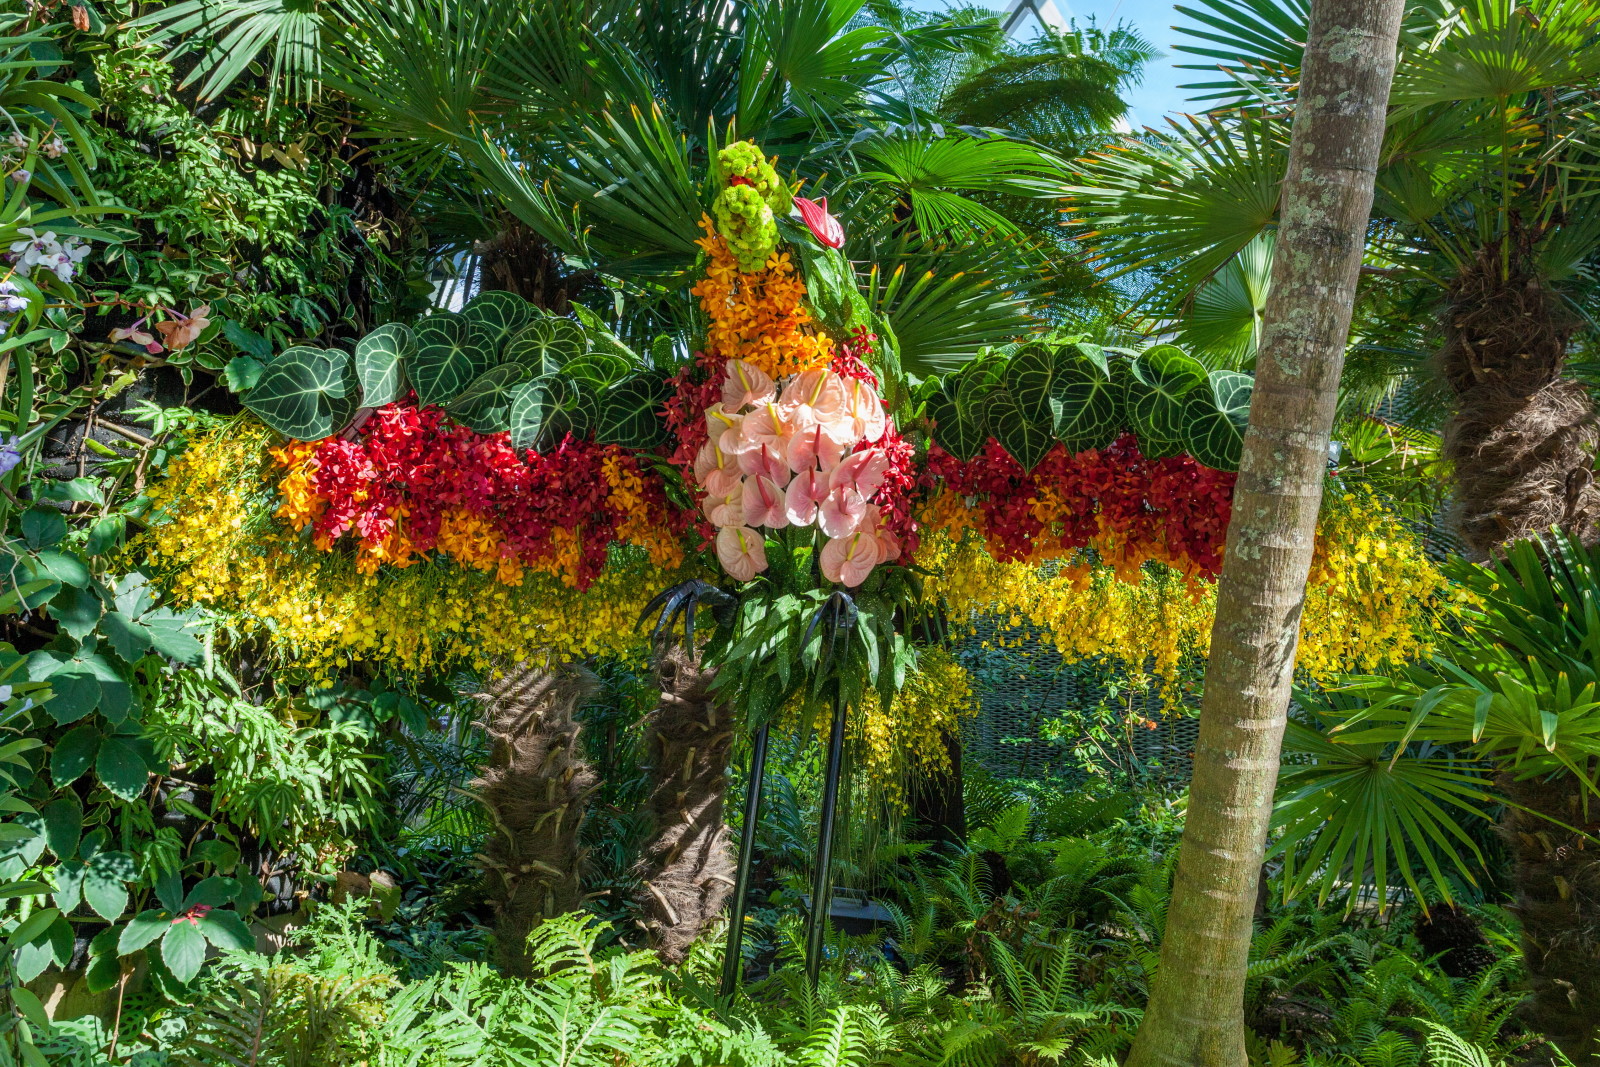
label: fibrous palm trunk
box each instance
[472,662,599,976]
[1500,772,1600,1062]
[1440,233,1600,559]
[633,643,736,963]
[1124,0,1404,1063]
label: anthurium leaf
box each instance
[118,909,171,954]
[1050,343,1123,454]
[562,352,631,389]
[1003,342,1062,425]
[84,849,136,920]
[51,723,100,787]
[447,363,531,434]
[508,378,556,452]
[1126,344,1208,450]
[926,392,985,462]
[244,346,356,441]
[354,323,412,408]
[985,391,1053,470]
[1183,369,1254,471]
[460,290,533,348]
[197,909,254,952]
[96,736,150,801]
[99,610,152,663]
[162,918,206,984]
[411,314,491,407]
[506,317,585,375]
[594,375,670,448]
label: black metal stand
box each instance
[804,692,848,987]
[719,724,769,998]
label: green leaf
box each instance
[244,346,356,440]
[1002,342,1061,425]
[985,391,1053,471]
[21,508,66,550]
[162,919,207,984]
[447,363,531,434]
[84,850,136,921]
[42,666,99,725]
[925,391,986,462]
[1126,345,1208,455]
[223,321,273,359]
[411,314,491,407]
[99,610,152,662]
[40,796,81,859]
[140,612,205,665]
[96,736,150,801]
[595,376,670,448]
[509,378,556,452]
[562,352,631,389]
[183,876,240,909]
[1050,342,1124,454]
[37,477,103,505]
[354,323,412,408]
[197,909,254,951]
[223,355,265,393]
[31,550,90,588]
[15,912,70,981]
[118,909,171,954]
[506,317,585,375]
[1183,369,1254,471]
[44,584,101,640]
[460,290,532,347]
[85,515,126,557]
[51,723,100,787]
[53,859,85,913]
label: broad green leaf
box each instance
[118,909,170,954]
[595,376,670,448]
[42,666,99,725]
[96,736,150,801]
[51,723,100,786]
[447,364,531,434]
[222,355,265,393]
[925,392,986,462]
[40,795,81,859]
[1050,343,1123,454]
[99,611,152,663]
[570,302,639,363]
[22,508,66,550]
[1183,369,1254,471]
[562,352,631,389]
[140,613,205,665]
[1003,342,1061,424]
[183,876,240,909]
[985,391,1053,470]
[197,909,254,952]
[508,378,557,452]
[44,585,100,640]
[53,859,85,913]
[411,314,491,407]
[354,323,412,408]
[460,290,533,347]
[1126,344,1208,452]
[244,346,356,440]
[162,919,206,984]
[506,317,585,375]
[84,850,136,921]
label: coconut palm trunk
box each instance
[1441,231,1600,559]
[472,662,600,976]
[1123,0,1405,1063]
[633,643,737,962]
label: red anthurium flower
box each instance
[794,196,844,249]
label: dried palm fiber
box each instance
[633,642,736,962]
[1439,228,1600,558]
[471,662,599,975]
[1498,770,1600,1063]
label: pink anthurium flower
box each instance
[844,378,886,443]
[778,369,847,428]
[829,448,889,499]
[785,469,830,525]
[785,422,847,473]
[740,402,793,454]
[736,442,789,482]
[722,359,776,412]
[716,525,768,582]
[819,486,867,538]
[821,531,882,586]
[705,405,751,455]
[704,485,744,528]
[795,196,845,250]
[741,474,789,528]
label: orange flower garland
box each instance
[691,217,834,379]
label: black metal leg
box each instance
[720,724,769,998]
[804,693,848,987]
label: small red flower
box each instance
[173,904,213,926]
[794,196,844,249]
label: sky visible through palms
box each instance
[905,0,1199,127]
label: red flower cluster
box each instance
[921,434,1235,577]
[272,398,688,588]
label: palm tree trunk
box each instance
[633,643,737,963]
[1440,233,1600,558]
[472,662,599,976]
[1123,1,1405,1063]
[1500,772,1600,1062]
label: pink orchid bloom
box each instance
[785,422,847,473]
[741,473,789,528]
[722,359,776,412]
[716,525,768,582]
[844,378,887,443]
[829,448,890,499]
[785,469,830,526]
[794,196,845,250]
[819,486,867,538]
[821,531,882,587]
[704,485,744,527]
[736,441,789,482]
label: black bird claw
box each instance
[638,579,736,647]
[801,590,858,675]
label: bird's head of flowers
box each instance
[694,359,900,586]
